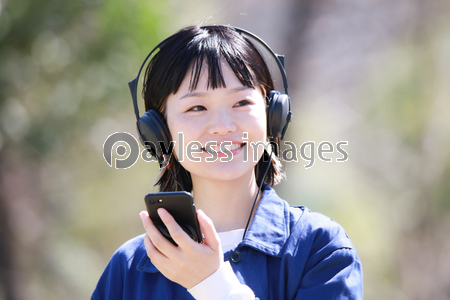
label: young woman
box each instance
[92,25,363,300]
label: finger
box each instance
[139,211,176,255]
[197,209,221,251]
[143,233,171,272]
[139,211,159,236]
[143,233,168,259]
[157,208,193,249]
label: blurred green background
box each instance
[1,0,449,299]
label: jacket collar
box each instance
[137,184,290,273]
[237,183,289,257]
[137,253,159,273]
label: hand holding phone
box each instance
[144,191,203,246]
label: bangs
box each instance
[143,25,273,112]
[188,30,257,92]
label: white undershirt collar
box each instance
[218,229,245,253]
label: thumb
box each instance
[197,209,221,252]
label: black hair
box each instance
[142,25,285,192]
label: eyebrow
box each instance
[179,86,252,100]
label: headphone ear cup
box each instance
[267,91,291,139]
[137,109,171,163]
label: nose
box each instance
[208,108,236,136]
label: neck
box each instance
[191,172,261,232]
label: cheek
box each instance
[246,110,267,140]
[166,115,181,158]
[167,117,200,161]
[168,125,183,159]
[241,121,267,163]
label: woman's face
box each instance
[165,60,267,184]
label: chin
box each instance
[186,161,256,184]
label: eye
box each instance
[234,100,252,107]
[187,105,206,112]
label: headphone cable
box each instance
[242,150,273,240]
[167,162,185,191]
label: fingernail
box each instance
[139,211,147,220]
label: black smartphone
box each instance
[144,191,203,246]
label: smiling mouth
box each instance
[203,142,246,154]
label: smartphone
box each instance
[144,191,203,246]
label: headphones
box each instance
[128,26,292,165]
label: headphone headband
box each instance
[128,25,290,121]
[128,37,169,121]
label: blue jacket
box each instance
[92,184,363,299]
